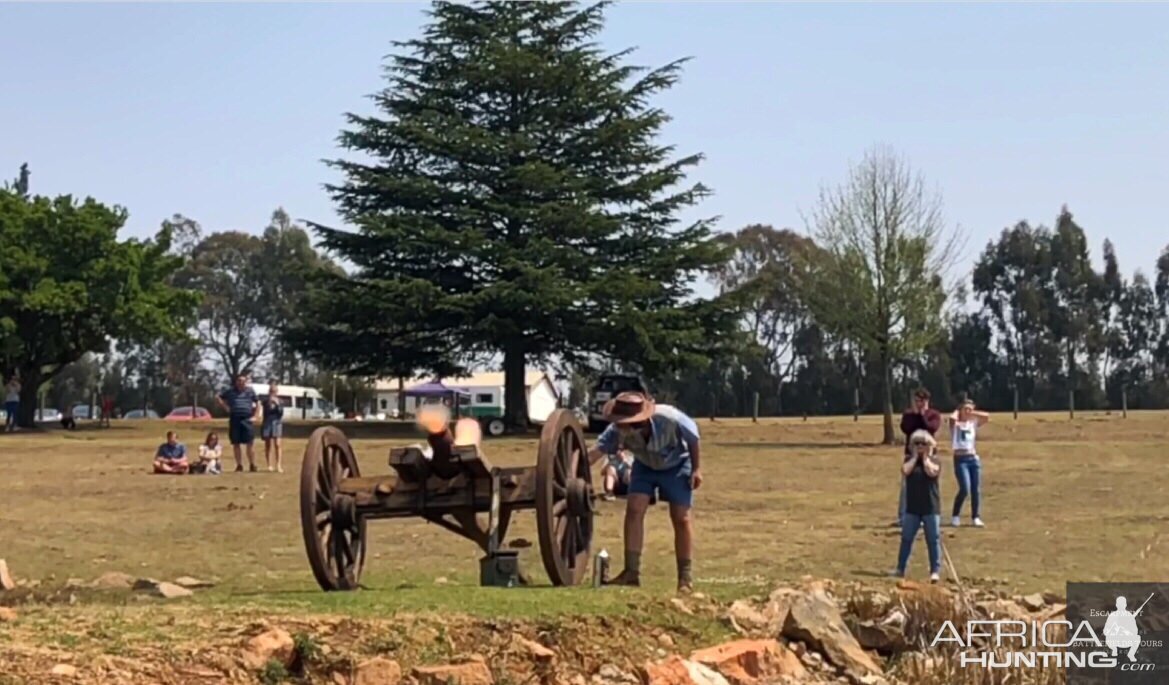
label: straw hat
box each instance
[601,392,656,425]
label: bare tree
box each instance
[799,146,965,443]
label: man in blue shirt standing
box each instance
[587,392,703,594]
[217,373,261,473]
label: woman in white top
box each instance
[949,399,989,527]
[4,376,20,433]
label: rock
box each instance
[657,633,676,649]
[640,656,730,685]
[595,664,640,685]
[0,607,16,622]
[1020,593,1046,612]
[851,675,889,685]
[850,620,909,654]
[240,628,295,670]
[976,599,1031,623]
[65,577,86,589]
[516,636,556,662]
[724,601,771,634]
[174,576,215,589]
[412,656,494,685]
[434,577,450,585]
[333,673,349,685]
[51,664,77,677]
[354,657,402,685]
[0,559,15,591]
[781,590,882,678]
[1041,603,1067,621]
[155,582,194,599]
[670,598,695,616]
[689,639,807,685]
[1042,591,1065,605]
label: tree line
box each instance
[3,1,1167,441]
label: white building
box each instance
[374,370,560,424]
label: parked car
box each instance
[123,409,160,420]
[587,373,648,433]
[164,406,212,421]
[71,405,102,420]
[35,408,62,423]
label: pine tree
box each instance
[297,0,732,427]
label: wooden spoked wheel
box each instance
[300,426,366,591]
[536,409,594,585]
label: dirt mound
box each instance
[0,578,1066,685]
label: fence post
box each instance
[1013,387,1019,420]
[853,388,859,422]
[302,391,308,420]
[1122,387,1128,419]
[1069,390,1075,420]
[752,392,759,423]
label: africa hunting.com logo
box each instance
[929,582,1169,684]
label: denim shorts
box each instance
[261,419,283,440]
[629,459,693,507]
[229,417,255,445]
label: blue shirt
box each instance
[156,442,187,460]
[595,404,700,471]
[220,387,258,418]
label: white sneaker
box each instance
[973,518,985,528]
[951,516,961,527]
[929,572,940,584]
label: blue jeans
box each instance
[4,401,17,430]
[952,455,981,518]
[897,513,941,575]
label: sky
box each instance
[2,2,1168,288]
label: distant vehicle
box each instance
[248,383,343,420]
[123,409,160,420]
[71,404,102,420]
[165,406,213,421]
[35,408,62,423]
[587,374,648,433]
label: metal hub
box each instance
[331,493,358,531]
[566,477,593,516]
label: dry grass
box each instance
[1,411,1166,608]
[1,412,1166,682]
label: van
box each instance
[249,384,342,420]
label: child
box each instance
[600,449,634,501]
[192,432,223,475]
[949,399,990,527]
[894,429,942,583]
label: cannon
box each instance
[298,409,596,590]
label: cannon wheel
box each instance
[300,426,367,591]
[536,409,594,585]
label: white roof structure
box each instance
[374,371,551,392]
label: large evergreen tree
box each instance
[293,0,732,427]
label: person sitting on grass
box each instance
[600,449,634,501]
[153,431,190,474]
[191,431,223,475]
[587,392,702,594]
[893,429,942,583]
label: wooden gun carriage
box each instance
[298,409,596,589]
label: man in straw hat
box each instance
[587,391,702,594]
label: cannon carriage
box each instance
[299,409,597,589]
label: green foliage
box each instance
[797,147,961,442]
[259,659,289,685]
[291,0,733,426]
[0,178,198,426]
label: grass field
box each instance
[1,411,1167,681]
